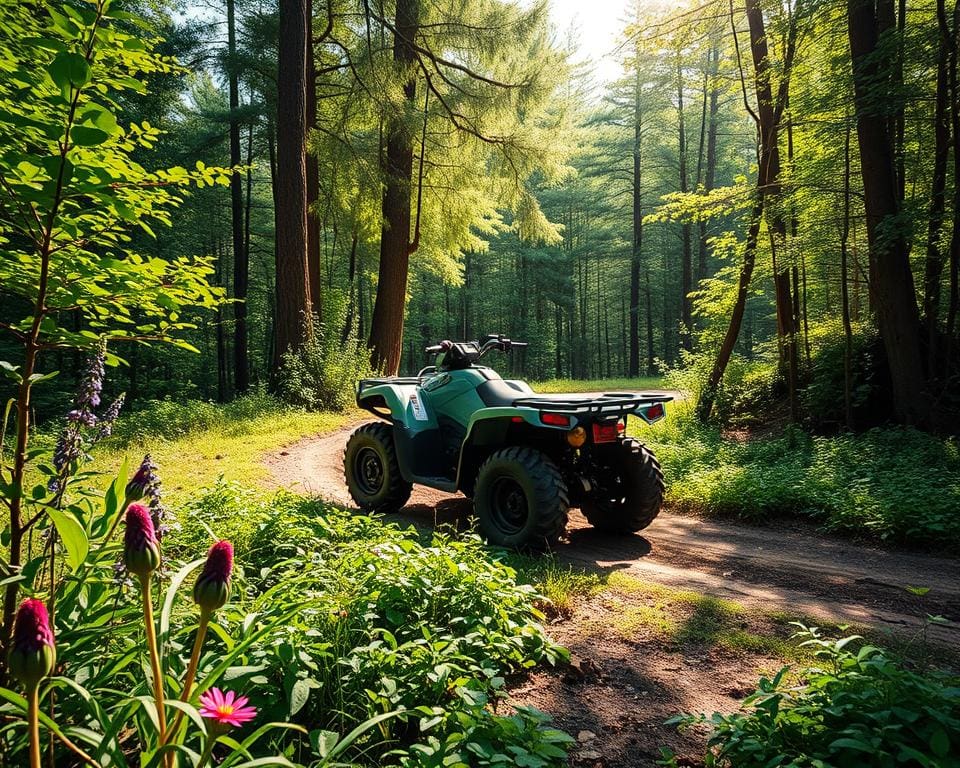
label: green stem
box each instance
[140,575,167,745]
[27,682,40,768]
[163,609,210,766]
[195,735,217,768]
[104,498,132,544]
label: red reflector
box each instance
[541,412,570,427]
[644,403,665,421]
[592,422,618,443]
[617,421,626,433]
[511,416,524,423]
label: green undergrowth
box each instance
[83,392,358,500]
[663,626,960,768]
[635,400,960,548]
[55,483,574,766]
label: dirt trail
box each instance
[263,421,960,646]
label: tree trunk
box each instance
[306,0,323,318]
[943,0,960,371]
[227,0,248,394]
[697,198,763,422]
[698,44,720,282]
[848,0,929,425]
[745,0,798,421]
[368,0,419,374]
[922,6,950,375]
[841,126,855,430]
[273,0,314,371]
[677,54,693,351]
[630,63,643,377]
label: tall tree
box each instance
[368,0,420,374]
[227,0,248,392]
[273,0,314,370]
[847,0,928,424]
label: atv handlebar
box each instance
[424,335,526,357]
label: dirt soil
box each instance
[263,421,960,767]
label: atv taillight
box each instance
[592,422,619,443]
[641,403,665,423]
[541,412,570,427]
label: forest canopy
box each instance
[1,0,958,434]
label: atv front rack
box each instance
[513,392,673,418]
[357,377,422,394]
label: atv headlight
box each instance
[566,426,587,448]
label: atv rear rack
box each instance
[512,392,673,418]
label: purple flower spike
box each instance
[124,503,161,576]
[9,599,56,686]
[194,540,234,612]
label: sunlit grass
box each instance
[530,376,669,393]
[85,396,359,501]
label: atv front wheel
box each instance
[581,438,663,533]
[473,447,569,550]
[344,422,412,513]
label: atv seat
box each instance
[477,379,596,408]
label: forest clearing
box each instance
[2,0,960,765]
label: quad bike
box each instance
[343,335,671,550]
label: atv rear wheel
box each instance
[581,438,663,533]
[473,447,569,550]
[344,422,412,513]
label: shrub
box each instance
[642,411,960,546]
[279,302,375,411]
[665,626,960,767]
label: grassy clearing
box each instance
[88,392,358,500]
[531,376,668,393]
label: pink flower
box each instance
[198,687,257,728]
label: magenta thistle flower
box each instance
[198,688,257,728]
[193,541,233,612]
[123,503,161,576]
[9,599,56,687]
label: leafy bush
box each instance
[108,388,282,444]
[642,408,960,545]
[279,301,375,411]
[665,626,960,767]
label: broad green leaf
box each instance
[46,506,89,571]
[70,125,110,147]
[48,51,91,90]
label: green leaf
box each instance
[48,51,91,90]
[46,506,89,571]
[289,678,311,716]
[159,558,205,657]
[70,125,110,147]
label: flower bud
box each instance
[125,455,156,503]
[124,503,161,576]
[9,599,55,687]
[194,540,233,612]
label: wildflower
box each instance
[126,454,158,503]
[71,340,106,427]
[193,541,233,612]
[198,688,257,728]
[95,393,125,440]
[8,599,56,687]
[123,503,161,576]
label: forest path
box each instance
[262,421,960,647]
